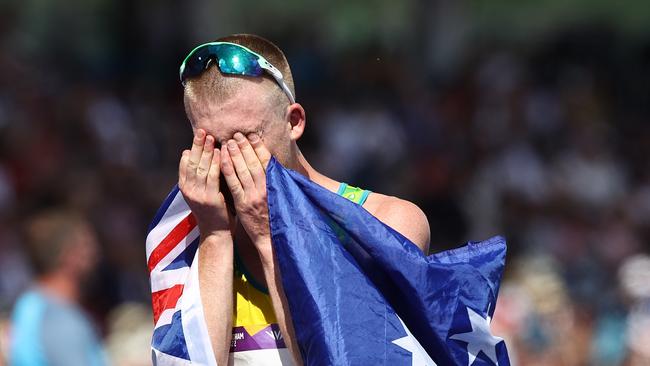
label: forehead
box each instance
[187,87,273,143]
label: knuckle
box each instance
[232,184,244,194]
[222,166,234,176]
[249,194,264,205]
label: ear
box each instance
[285,103,306,142]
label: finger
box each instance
[178,150,190,188]
[234,132,265,191]
[206,148,221,197]
[186,129,206,180]
[221,144,244,201]
[226,139,255,191]
[247,133,272,170]
[197,135,215,181]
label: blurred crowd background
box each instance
[1,0,650,365]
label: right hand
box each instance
[178,129,233,237]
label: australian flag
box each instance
[147,157,509,365]
[266,157,510,365]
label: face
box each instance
[185,80,295,167]
[61,223,99,278]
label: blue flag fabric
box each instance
[266,157,510,366]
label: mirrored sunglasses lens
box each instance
[217,45,262,76]
[183,48,212,79]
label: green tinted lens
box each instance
[216,44,262,76]
[180,43,263,83]
[183,47,212,78]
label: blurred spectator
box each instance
[104,303,153,366]
[9,209,106,366]
[619,255,650,365]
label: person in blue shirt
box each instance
[10,208,106,366]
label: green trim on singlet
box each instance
[337,183,371,206]
[233,243,269,294]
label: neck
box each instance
[38,271,80,303]
[289,149,341,194]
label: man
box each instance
[10,209,105,366]
[177,34,430,365]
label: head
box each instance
[23,208,99,280]
[182,34,306,168]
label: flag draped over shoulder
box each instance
[266,157,510,365]
[146,156,510,365]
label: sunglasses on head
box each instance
[179,41,296,104]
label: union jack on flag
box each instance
[146,186,216,365]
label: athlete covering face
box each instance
[177,34,430,365]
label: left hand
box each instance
[220,132,273,249]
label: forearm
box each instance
[198,231,234,365]
[258,241,303,366]
[216,132,300,362]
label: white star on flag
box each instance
[392,317,438,366]
[449,307,503,365]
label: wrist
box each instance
[255,237,274,266]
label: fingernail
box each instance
[196,129,205,138]
[233,132,245,141]
[227,140,237,150]
[248,133,260,142]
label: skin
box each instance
[179,77,431,365]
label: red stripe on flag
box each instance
[148,213,197,273]
[152,284,184,324]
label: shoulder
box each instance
[362,192,430,254]
[42,297,95,340]
[41,299,103,364]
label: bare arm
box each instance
[373,198,431,254]
[197,233,233,366]
[179,129,235,365]
[220,132,303,365]
[257,240,303,365]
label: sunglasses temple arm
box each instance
[279,79,296,104]
[260,63,295,104]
